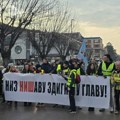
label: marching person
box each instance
[22,61,35,106]
[72,59,84,110]
[34,64,44,74]
[22,63,31,106]
[67,60,77,113]
[111,61,120,114]
[56,59,62,75]
[34,64,45,107]
[86,61,97,111]
[62,61,70,76]
[41,58,51,73]
[0,69,3,103]
[50,61,57,74]
[8,64,19,107]
[97,54,115,112]
[60,61,70,108]
[50,59,62,74]
[1,64,12,103]
[51,59,62,108]
[77,59,86,75]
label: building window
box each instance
[94,39,99,43]
[94,44,100,48]
[87,40,91,43]
[86,44,91,48]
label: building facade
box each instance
[83,37,104,61]
[10,32,82,63]
[9,32,103,63]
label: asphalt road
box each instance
[0,101,120,120]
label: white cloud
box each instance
[65,0,120,27]
[63,0,120,53]
[75,21,120,53]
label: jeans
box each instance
[69,87,76,111]
[114,89,120,111]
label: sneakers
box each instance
[114,111,119,115]
[99,108,105,112]
[110,107,114,113]
[68,108,71,112]
[70,110,76,114]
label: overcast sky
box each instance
[64,0,120,53]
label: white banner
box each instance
[3,73,110,109]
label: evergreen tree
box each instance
[105,42,117,61]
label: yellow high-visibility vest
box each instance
[63,68,70,75]
[56,64,61,73]
[67,69,76,88]
[113,73,120,90]
[76,68,81,75]
[102,61,114,76]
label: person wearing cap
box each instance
[97,54,115,112]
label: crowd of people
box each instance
[0,54,120,114]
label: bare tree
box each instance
[28,3,71,60]
[0,0,56,66]
[27,30,55,60]
[69,40,80,55]
[53,33,81,60]
[53,33,70,60]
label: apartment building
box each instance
[83,37,104,61]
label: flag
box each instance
[77,39,88,70]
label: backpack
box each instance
[75,74,81,84]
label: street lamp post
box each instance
[71,19,74,33]
[69,19,75,58]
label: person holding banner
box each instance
[0,69,3,102]
[34,64,44,74]
[41,58,51,73]
[97,54,115,112]
[34,64,45,107]
[22,62,35,106]
[111,61,120,114]
[8,64,19,107]
[1,64,12,103]
[67,61,77,113]
[77,59,86,75]
[86,62,97,112]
